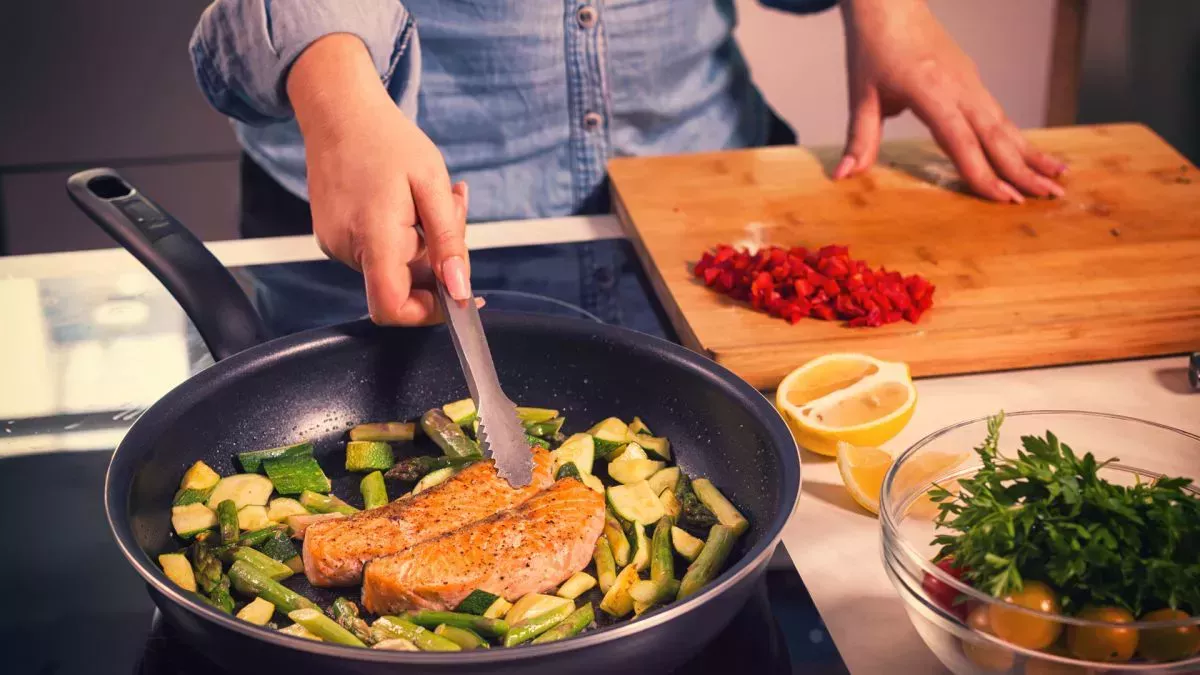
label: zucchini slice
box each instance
[171,503,216,539]
[278,623,322,641]
[515,407,560,424]
[455,589,501,616]
[237,441,313,473]
[524,417,566,437]
[550,433,595,475]
[609,442,648,463]
[604,510,632,566]
[172,486,214,507]
[504,593,571,625]
[237,505,271,531]
[580,474,605,495]
[692,479,749,536]
[607,481,666,525]
[236,597,276,625]
[608,459,665,485]
[598,564,639,618]
[587,417,629,458]
[206,474,275,510]
[344,441,395,472]
[671,526,705,561]
[629,522,650,572]
[556,571,597,600]
[181,461,221,491]
[158,553,197,592]
[442,398,477,426]
[647,466,681,495]
[637,435,671,461]
[257,530,300,562]
[349,422,416,442]
[482,596,513,620]
[413,466,458,494]
[658,487,681,518]
[263,455,331,495]
[628,417,652,436]
[266,497,308,522]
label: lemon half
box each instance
[775,353,916,456]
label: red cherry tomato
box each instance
[922,558,968,620]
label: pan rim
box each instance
[105,312,802,662]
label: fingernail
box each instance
[1056,163,1069,177]
[442,256,471,301]
[475,297,486,309]
[1044,179,1066,199]
[833,155,856,180]
[999,182,1025,204]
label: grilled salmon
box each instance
[302,448,554,587]
[361,477,605,614]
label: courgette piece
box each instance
[677,524,736,600]
[556,571,597,600]
[609,442,648,463]
[658,487,681,518]
[598,564,639,618]
[371,616,461,651]
[172,503,217,539]
[384,455,479,482]
[581,473,605,494]
[158,553,197,592]
[181,461,222,490]
[555,462,581,481]
[230,546,294,581]
[206,474,275,510]
[235,596,276,625]
[237,441,313,473]
[299,490,359,516]
[504,593,571,626]
[279,623,322,641]
[526,434,551,450]
[286,512,345,538]
[607,481,666,525]
[503,602,573,647]
[263,454,331,495]
[442,398,478,426]
[173,486,214,507]
[266,497,308,522]
[593,537,618,593]
[587,417,629,458]
[647,466,681,495]
[629,522,650,572]
[516,407,560,424]
[524,417,565,437]
[608,459,665,485]
[228,560,317,613]
[349,422,416,442]
[634,580,680,617]
[345,441,395,472]
[413,466,458,494]
[550,433,595,475]
[604,510,632,566]
[256,530,300,563]
[435,624,489,650]
[372,638,419,650]
[637,435,671,461]
[360,470,388,510]
[692,478,749,536]
[674,473,719,536]
[455,589,501,616]
[237,505,271,532]
[482,596,513,620]
[422,409,481,458]
[628,417,652,436]
[630,517,676,612]
[288,608,366,647]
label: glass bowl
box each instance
[879,411,1200,674]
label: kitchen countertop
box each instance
[3,218,1196,674]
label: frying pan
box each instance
[67,168,802,675]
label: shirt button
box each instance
[576,6,598,29]
[583,112,603,130]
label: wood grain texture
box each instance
[609,124,1200,389]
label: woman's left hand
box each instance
[835,0,1067,203]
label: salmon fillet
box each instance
[302,448,553,587]
[361,477,605,614]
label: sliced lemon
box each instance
[836,441,893,515]
[775,353,916,456]
[896,450,971,519]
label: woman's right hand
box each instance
[287,34,471,325]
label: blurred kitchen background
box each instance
[0,0,1197,257]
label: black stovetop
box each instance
[3,449,847,675]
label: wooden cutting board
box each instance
[609,123,1200,389]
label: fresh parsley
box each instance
[929,412,1200,616]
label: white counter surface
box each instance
[2,221,1196,674]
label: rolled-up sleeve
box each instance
[189,0,417,125]
[758,0,838,14]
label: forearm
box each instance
[287,34,392,144]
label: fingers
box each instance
[410,167,471,300]
[835,88,883,180]
[360,220,425,325]
[963,110,1065,199]
[911,95,1024,203]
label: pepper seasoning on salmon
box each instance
[361,477,606,614]
[302,448,554,587]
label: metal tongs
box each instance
[416,226,533,487]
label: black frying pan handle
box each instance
[66,168,270,361]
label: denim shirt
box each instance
[191,0,834,222]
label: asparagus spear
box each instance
[329,597,374,645]
[384,455,480,482]
[371,616,461,651]
[299,490,359,516]
[524,417,565,437]
[593,537,617,593]
[209,576,235,614]
[650,516,675,586]
[421,409,481,458]
[229,546,294,581]
[401,610,508,639]
[530,603,594,644]
[360,471,388,510]
[287,608,366,647]
[434,624,490,650]
[228,560,317,613]
[526,434,551,450]
[502,602,574,647]
[216,499,239,545]
[349,422,416,442]
[676,524,736,600]
[674,473,719,536]
[237,524,285,548]
[191,538,224,595]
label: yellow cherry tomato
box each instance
[1138,609,1200,662]
[989,581,1063,650]
[1067,606,1137,662]
[963,604,1017,672]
